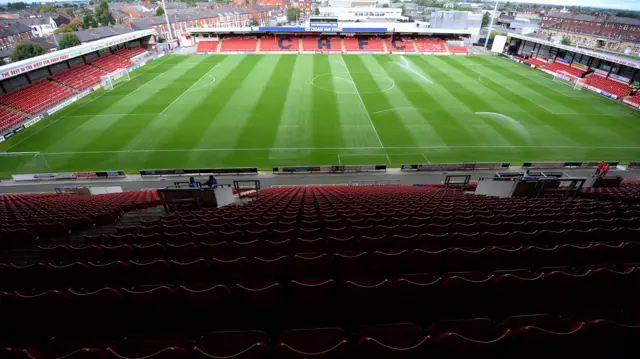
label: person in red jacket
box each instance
[600,164,611,178]
[595,161,605,176]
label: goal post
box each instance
[553,70,584,91]
[101,68,130,91]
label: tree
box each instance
[66,8,75,16]
[482,11,491,27]
[287,7,301,22]
[382,3,388,8]
[8,2,27,10]
[158,36,166,43]
[94,0,115,26]
[53,24,75,34]
[314,7,320,15]
[10,43,46,62]
[70,20,83,31]
[83,13,98,29]
[38,5,57,13]
[155,5,164,16]
[58,33,81,49]
[561,37,572,46]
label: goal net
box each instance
[553,71,585,91]
[0,152,51,178]
[101,68,130,91]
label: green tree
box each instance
[66,8,75,16]
[10,43,46,62]
[314,7,320,15]
[482,11,491,27]
[58,33,81,49]
[83,13,99,29]
[561,37,572,46]
[38,5,57,13]
[158,36,166,43]
[94,0,115,26]
[155,5,164,16]
[287,7,301,22]
[7,2,27,10]
[70,20,83,31]
[382,3,388,8]
[53,23,75,34]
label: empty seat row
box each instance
[2,267,639,332]
[41,240,640,272]
[105,226,640,250]
[6,243,640,289]
[4,318,640,359]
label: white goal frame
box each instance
[101,68,130,91]
[553,70,586,91]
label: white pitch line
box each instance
[337,154,342,165]
[385,154,392,164]
[64,113,162,118]
[422,153,432,164]
[159,63,220,115]
[19,144,640,156]
[340,55,384,148]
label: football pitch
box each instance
[1,53,640,177]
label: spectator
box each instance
[203,175,218,188]
[523,169,531,178]
[189,177,199,188]
[600,164,610,178]
[595,160,605,176]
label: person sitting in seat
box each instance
[189,177,199,188]
[203,175,218,188]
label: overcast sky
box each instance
[504,0,640,11]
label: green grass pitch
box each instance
[1,53,640,177]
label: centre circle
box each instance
[311,72,395,94]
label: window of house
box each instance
[624,25,629,30]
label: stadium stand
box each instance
[260,35,299,52]
[115,47,146,59]
[584,75,631,98]
[0,80,74,115]
[2,185,640,358]
[50,64,105,91]
[524,58,547,67]
[89,54,135,73]
[344,37,385,53]
[626,93,640,107]
[386,37,413,52]
[220,37,257,52]
[543,62,586,77]
[0,191,161,247]
[414,38,447,53]
[0,106,28,133]
[196,41,219,53]
[448,46,468,54]
[302,36,341,52]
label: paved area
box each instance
[1,167,638,194]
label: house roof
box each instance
[0,22,34,37]
[17,36,55,50]
[608,16,640,26]
[0,16,52,26]
[54,25,134,43]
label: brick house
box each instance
[0,23,34,51]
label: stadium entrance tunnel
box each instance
[311,72,395,95]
